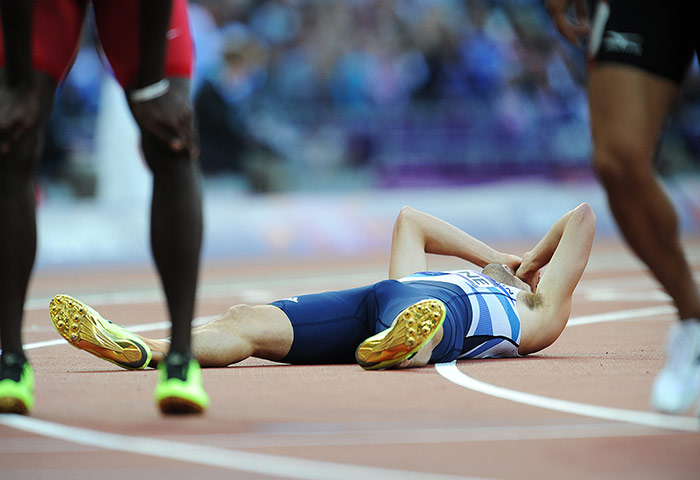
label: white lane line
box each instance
[585,291,672,303]
[568,306,675,326]
[130,422,678,448]
[436,306,700,433]
[0,422,677,453]
[0,415,485,480]
[435,362,699,433]
[24,271,384,311]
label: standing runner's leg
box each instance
[0,0,89,414]
[139,79,201,356]
[590,66,700,321]
[93,0,202,413]
[589,65,700,412]
[135,77,205,413]
[0,73,57,414]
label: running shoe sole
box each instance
[49,294,152,370]
[0,363,34,415]
[356,299,446,370]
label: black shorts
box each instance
[588,0,699,84]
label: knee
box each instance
[140,129,196,174]
[221,304,254,325]
[208,304,257,338]
[136,100,194,141]
[593,137,656,188]
[0,132,44,186]
[132,82,197,172]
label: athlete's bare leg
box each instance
[0,72,56,358]
[590,65,700,413]
[141,305,294,368]
[133,77,202,357]
[589,65,700,321]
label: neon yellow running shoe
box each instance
[49,294,152,370]
[0,354,35,414]
[155,352,209,415]
[356,299,446,370]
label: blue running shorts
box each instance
[270,280,468,365]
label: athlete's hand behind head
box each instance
[515,251,543,293]
[502,254,522,275]
[128,83,196,158]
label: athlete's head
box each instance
[481,263,531,292]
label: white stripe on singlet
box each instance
[399,270,522,358]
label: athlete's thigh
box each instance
[91,0,194,87]
[0,0,87,84]
[241,305,294,362]
[270,285,377,364]
[589,67,679,162]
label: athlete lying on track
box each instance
[49,203,596,382]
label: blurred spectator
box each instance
[194,24,266,171]
[40,0,700,196]
[193,23,287,191]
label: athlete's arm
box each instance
[388,206,521,279]
[0,0,33,87]
[516,202,596,299]
[127,0,194,157]
[131,0,173,89]
[0,0,39,153]
[544,0,589,47]
[515,203,595,354]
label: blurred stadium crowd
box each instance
[40,0,700,196]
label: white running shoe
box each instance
[650,318,700,414]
